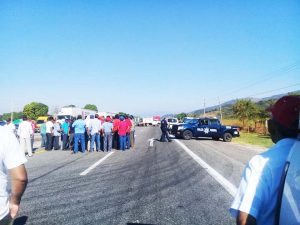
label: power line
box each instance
[206,60,300,103]
[248,83,300,98]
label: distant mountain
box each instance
[162,90,300,118]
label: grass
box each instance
[232,131,274,149]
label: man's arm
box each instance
[9,164,28,218]
[236,211,257,225]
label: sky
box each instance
[0,0,299,117]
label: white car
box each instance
[166,118,179,130]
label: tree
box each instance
[232,99,259,132]
[176,112,187,121]
[0,112,23,121]
[23,102,49,120]
[84,104,98,111]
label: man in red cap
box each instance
[230,95,300,225]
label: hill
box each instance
[163,90,300,118]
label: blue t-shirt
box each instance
[62,122,69,135]
[102,122,113,133]
[40,123,47,134]
[72,119,86,134]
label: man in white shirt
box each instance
[89,114,102,152]
[5,119,16,135]
[17,116,33,157]
[0,126,28,224]
[230,95,300,225]
[45,117,54,151]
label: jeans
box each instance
[62,134,68,149]
[74,133,85,153]
[90,133,100,151]
[119,135,127,151]
[46,133,53,150]
[126,133,131,149]
[103,132,112,151]
[53,136,60,150]
[41,133,47,147]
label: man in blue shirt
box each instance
[72,115,86,153]
[61,120,69,150]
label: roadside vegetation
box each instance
[175,92,300,147]
[232,131,273,149]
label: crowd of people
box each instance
[40,114,136,154]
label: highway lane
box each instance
[16,126,265,225]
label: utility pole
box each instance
[218,97,223,123]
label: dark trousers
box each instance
[46,133,53,150]
[62,134,68,149]
[160,129,171,142]
[69,133,74,150]
[126,133,131,149]
[53,136,60,150]
[113,132,119,149]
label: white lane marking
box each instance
[174,139,237,197]
[148,138,154,147]
[80,152,115,176]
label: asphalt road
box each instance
[16,127,267,225]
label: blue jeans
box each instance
[62,134,68,149]
[126,133,131,149]
[41,133,47,147]
[74,133,85,153]
[119,135,127,151]
[90,133,100,151]
[103,132,112,151]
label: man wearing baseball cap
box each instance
[230,95,300,225]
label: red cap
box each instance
[267,95,300,130]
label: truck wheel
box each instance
[182,130,193,140]
[223,133,232,142]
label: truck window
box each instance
[210,119,220,126]
[200,120,209,126]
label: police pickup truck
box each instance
[171,118,240,142]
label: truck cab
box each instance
[171,117,240,142]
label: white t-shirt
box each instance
[46,121,54,133]
[17,121,33,138]
[230,138,296,225]
[0,126,27,220]
[89,119,102,135]
[5,123,16,134]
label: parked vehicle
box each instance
[56,106,97,123]
[171,117,240,142]
[0,121,6,126]
[166,118,179,130]
[138,116,161,126]
[36,116,48,132]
